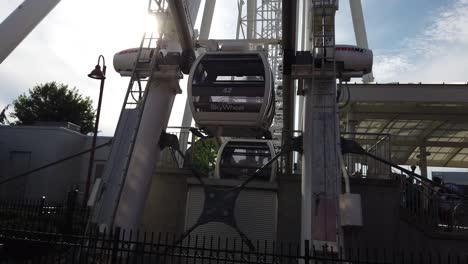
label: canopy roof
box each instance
[342,83,468,168]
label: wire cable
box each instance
[0,140,112,186]
[339,81,351,109]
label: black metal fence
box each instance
[0,192,89,235]
[397,173,468,234]
[2,227,468,263]
[1,195,468,263]
[159,129,393,180]
[342,133,392,179]
[158,128,193,169]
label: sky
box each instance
[1,0,468,138]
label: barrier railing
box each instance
[342,132,392,179]
[157,128,193,169]
[1,227,467,263]
[160,129,393,180]
[159,127,217,177]
[0,192,89,235]
[397,172,468,234]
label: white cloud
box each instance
[373,53,414,82]
[4,0,467,136]
[0,0,170,136]
[372,0,468,83]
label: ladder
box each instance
[91,33,161,227]
[123,33,159,110]
[115,32,160,189]
[312,0,337,79]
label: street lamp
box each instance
[85,55,106,205]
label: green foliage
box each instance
[0,104,9,124]
[192,138,218,175]
[11,82,95,134]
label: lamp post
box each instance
[85,55,106,205]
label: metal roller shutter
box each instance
[184,184,278,250]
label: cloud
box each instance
[4,0,467,136]
[372,0,468,83]
[0,0,160,136]
[424,0,468,44]
[373,52,414,82]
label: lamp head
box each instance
[88,65,105,80]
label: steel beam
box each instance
[348,0,374,83]
[405,159,468,169]
[345,83,468,103]
[349,113,468,122]
[397,121,444,164]
[441,138,468,167]
[180,0,216,151]
[282,0,297,175]
[393,140,468,149]
[199,0,216,40]
[247,0,257,39]
[0,0,62,63]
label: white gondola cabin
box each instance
[188,52,275,138]
[215,139,277,182]
[113,48,155,77]
[335,45,373,78]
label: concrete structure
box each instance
[0,0,62,63]
[344,178,468,256]
[1,124,467,254]
[0,123,111,201]
[138,167,468,256]
[342,83,468,178]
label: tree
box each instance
[192,138,218,175]
[0,104,10,125]
[11,82,95,134]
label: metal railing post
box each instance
[304,240,311,264]
[65,189,78,234]
[111,227,121,263]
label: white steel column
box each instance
[180,0,216,151]
[0,0,62,63]
[247,0,257,39]
[419,144,429,178]
[349,0,374,83]
[199,0,216,40]
[301,0,341,248]
[301,79,342,247]
[301,80,312,243]
[113,77,180,230]
[297,0,310,131]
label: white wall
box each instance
[0,125,111,201]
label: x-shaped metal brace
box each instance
[168,135,302,251]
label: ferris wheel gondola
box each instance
[188,51,275,138]
[215,139,277,182]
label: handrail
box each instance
[364,151,468,200]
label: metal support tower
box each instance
[297,0,342,248]
[91,32,180,231]
[92,0,200,232]
[236,0,283,141]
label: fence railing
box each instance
[157,127,191,169]
[0,193,89,235]
[396,173,468,234]
[158,127,214,173]
[342,133,392,179]
[1,227,467,263]
[160,129,394,180]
